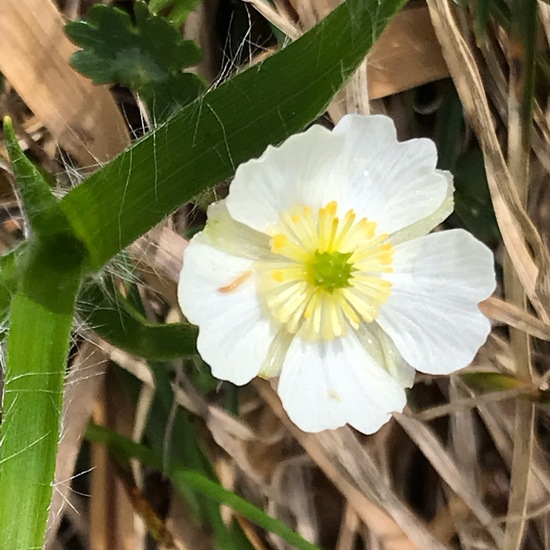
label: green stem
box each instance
[0,119,87,546]
[0,244,82,546]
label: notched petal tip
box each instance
[334,113,398,142]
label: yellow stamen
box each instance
[272,234,288,252]
[258,201,394,342]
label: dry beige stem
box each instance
[165,494,213,550]
[429,496,471,545]
[427,0,550,326]
[90,369,139,550]
[244,0,301,39]
[426,3,548,548]
[475,400,550,518]
[130,226,188,308]
[335,503,360,550]
[480,297,550,341]
[503,2,537,544]
[0,0,130,166]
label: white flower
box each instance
[178,114,495,434]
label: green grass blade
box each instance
[112,364,245,548]
[0,122,86,546]
[59,0,407,272]
[80,279,197,359]
[475,0,492,37]
[172,470,320,550]
[0,290,79,547]
[510,0,537,145]
[145,366,242,548]
[87,422,321,550]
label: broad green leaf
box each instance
[66,1,204,120]
[87,422,321,550]
[80,278,197,359]
[0,122,86,547]
[60,0,408,272]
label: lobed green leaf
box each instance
[66,1,204,120]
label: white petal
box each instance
[377,229,495,375]
[178,236,274,385]
[226,124,344,233]
[332,114,449,235]
[202,200,271,259]
[278,331,406,434]
[355,323,416,388]
[390,170,454,245]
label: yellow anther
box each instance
[325,201,338,215]
[272,234,288,252]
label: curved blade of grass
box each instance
[86,422,321,550]
[59,0,408,272]
[80,279,197,359]
[0,120,87,547]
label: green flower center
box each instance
[307,250,354,293]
